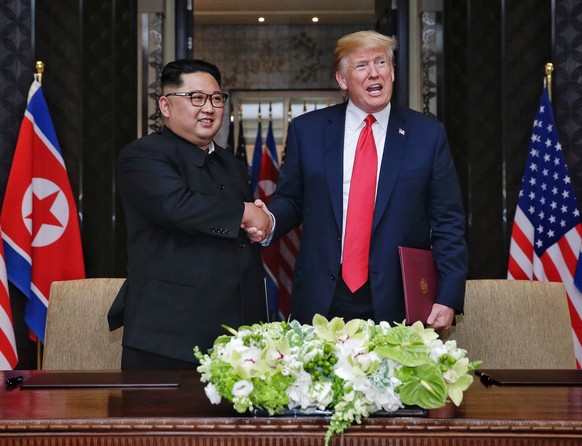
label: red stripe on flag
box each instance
[557,237,578,276]
[508,256,528,280]
[511,223,534,259]
[566,296,582,344]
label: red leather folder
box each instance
[398,246,437,325]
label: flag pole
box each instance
[34,60,44,84]
[35,60,45,369]
[545,62,554,101]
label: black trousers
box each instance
[121,346,197,370]
[328,266,375,321]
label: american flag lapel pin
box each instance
[399,128,405,136]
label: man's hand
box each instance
[241,200,273,243]
[426,303,455,330]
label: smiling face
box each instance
[335,48,395,114]
[158,71,224,149]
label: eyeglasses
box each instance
[164,91,228,108]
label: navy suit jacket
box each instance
[268,102,468,324]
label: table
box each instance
[2,370,582,445]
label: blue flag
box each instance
[250,122,262,197]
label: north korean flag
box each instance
[1,80,85,342]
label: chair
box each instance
[42,278,125,370]
[443,279,576,369]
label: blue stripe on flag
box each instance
[3,240,47,340]
[24,291,48,343]
[27,85,62,156]
[2,240,32,299]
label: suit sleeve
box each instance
[429,123,469,312]
[269,119,305,238]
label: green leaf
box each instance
[375,344,430,366]
[397,363,447,409]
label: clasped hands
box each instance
[241,199,272,243]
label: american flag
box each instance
[0,224,18,369]
[508,87,582,366]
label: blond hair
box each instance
[333,31,398,74]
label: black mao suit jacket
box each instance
[109,127,266,362]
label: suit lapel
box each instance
[323,104,347,232]
[373,105,407,229]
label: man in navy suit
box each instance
[258,31,468,329]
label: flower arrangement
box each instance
[194,315,481,445]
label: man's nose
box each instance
[368,63,379,77]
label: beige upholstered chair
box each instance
[42,278,125,370]
[444,279,576,369]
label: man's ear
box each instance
[158,96,170,118]
[335,70,348,92]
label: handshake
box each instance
[241,199,273,243]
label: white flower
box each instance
[309,380,334,410]
[219,337,245,360]
[443,368,460,384]
[232,380,254,397]
[445,340,467,360]
[265,348,285,368]
[353,350,380,373]
[427,339,448,362]
[287,370,315,409]
[204,383,222,404]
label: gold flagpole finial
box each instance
[34,60,45,84]
[544,62,554,101]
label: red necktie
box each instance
[343,114,378,293]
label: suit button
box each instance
[218,184,225,191]
[330,274,336,281]
[239,242,246,248]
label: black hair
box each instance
[161,59,222,88]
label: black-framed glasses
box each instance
[165,91,229,108]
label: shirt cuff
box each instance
[260,211,276,246]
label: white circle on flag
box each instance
[22,178,70,247]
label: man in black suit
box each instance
[109,59,271,369]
